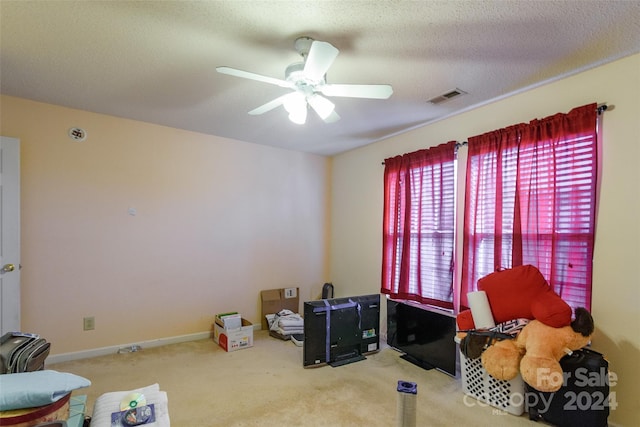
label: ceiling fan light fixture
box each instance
[283,92,305,112]
[307,94,335,120]
[288,108,307,125]
[283,92,307,124]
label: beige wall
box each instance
[330,54,640,426]
[0,95,331,354]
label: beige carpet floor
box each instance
[49,330,536,426]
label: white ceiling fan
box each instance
[216,37,393,125]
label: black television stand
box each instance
[329,354,366,367]
[400,353,436,371]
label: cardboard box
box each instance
[213,317,254,352]
[215,312,242,330]
[213,312,241,344]
[260,287,300,330]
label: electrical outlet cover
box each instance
[83,317,95,330]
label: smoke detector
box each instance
[68,127,87,142]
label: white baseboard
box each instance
[48,324,264,364]
[379,332,389,349]
[47,330,212,364]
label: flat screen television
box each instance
[303,294,380,368]
[386,298,458,377]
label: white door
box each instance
[0,136,20,335]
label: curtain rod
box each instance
[380,141,466,165]
[381,104,608,165]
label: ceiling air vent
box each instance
[427,88,467,105]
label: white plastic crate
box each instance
[457,340,525,416]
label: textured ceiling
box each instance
[1,1,639,155]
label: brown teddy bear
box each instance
[480,307,594,392]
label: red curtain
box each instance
[461,103,598,312]
[381,141,457,308]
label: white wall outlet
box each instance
[284,287,297,298]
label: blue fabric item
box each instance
[0,370,91,411]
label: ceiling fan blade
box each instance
[216,66,293,89]
[320,84,393,99]
[303,41,339,82]
[248,94,291,115]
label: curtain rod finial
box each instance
[597,104,611,114]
